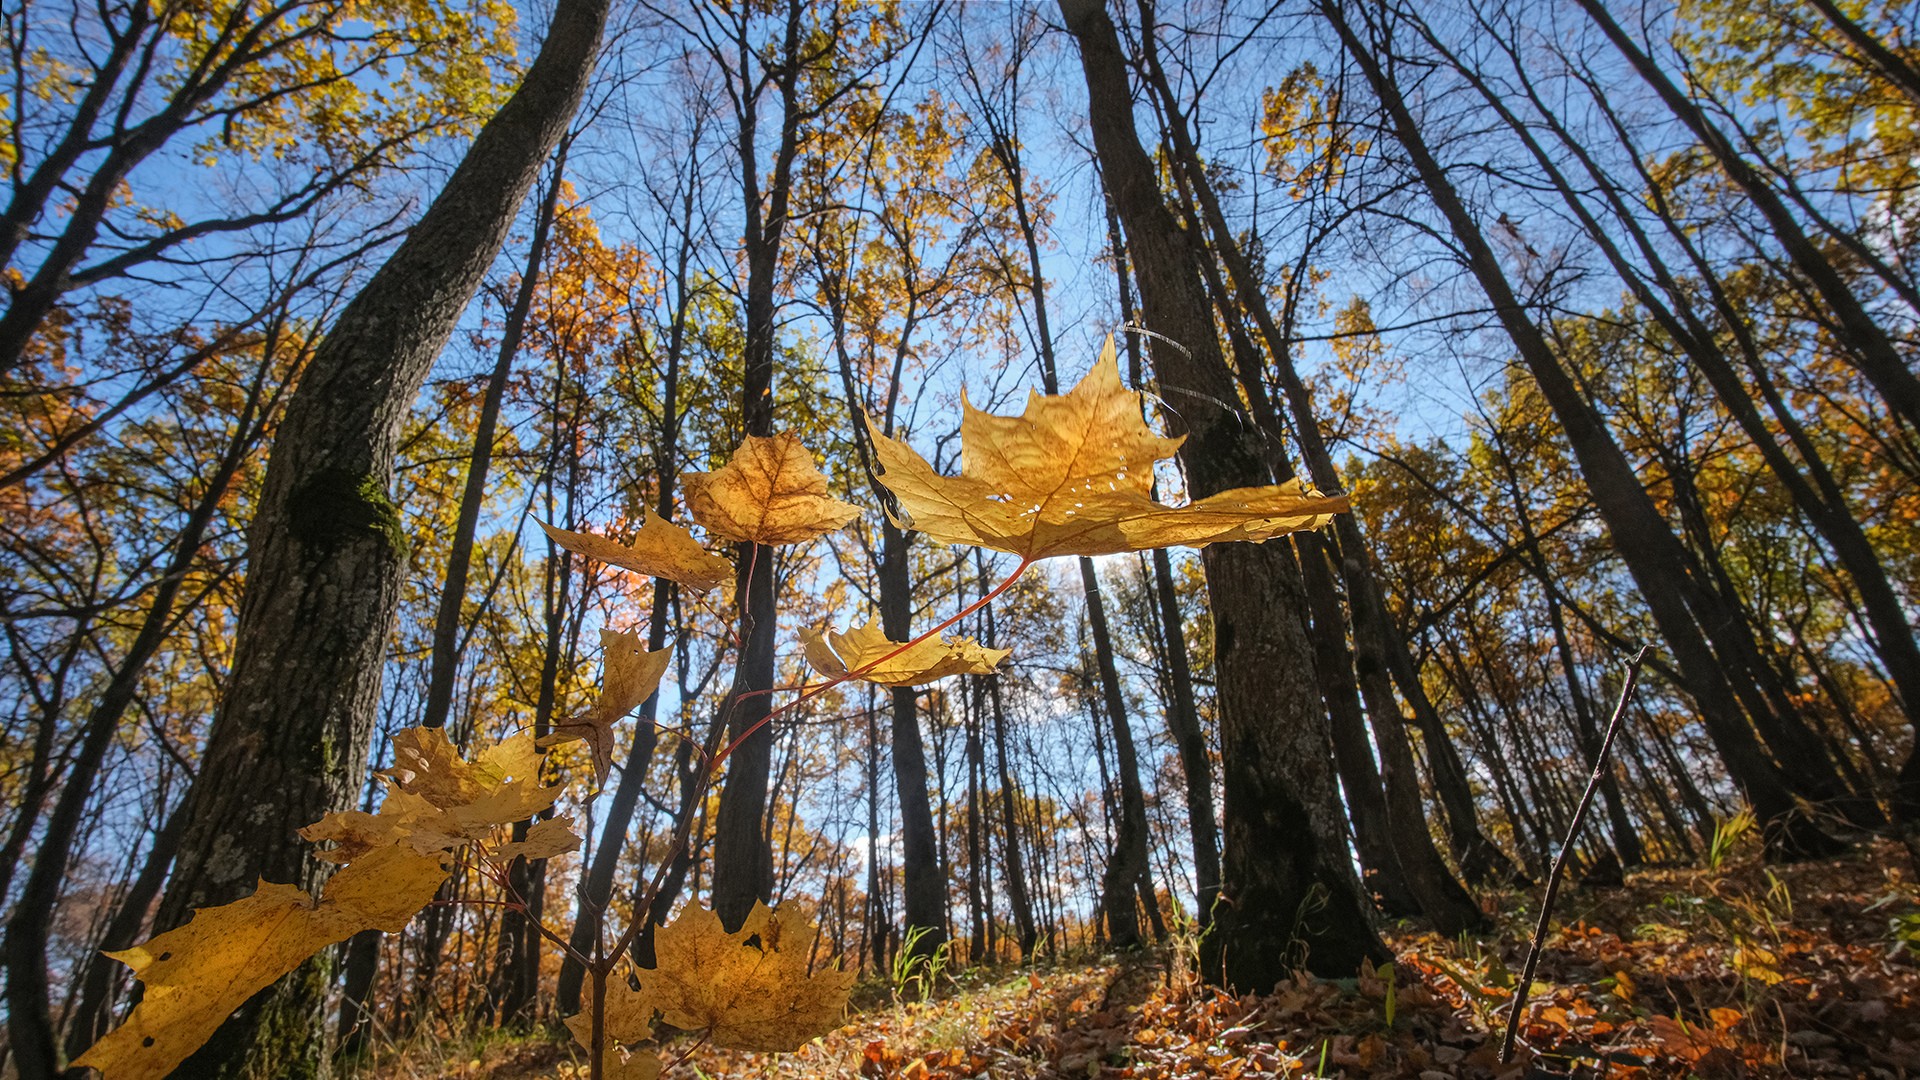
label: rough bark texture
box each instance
[1060,0,1386,988]
[141,0,608,1072]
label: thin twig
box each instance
[1501,644,1649,1064]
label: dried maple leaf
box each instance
[537,629,672,786]
[297,787,464,865]
[639,901,853,1051]
[377,727,565,838]
[866,337,1349,559]
[72,844,448,1079]
[493,815,582,862]
[82,729,576,1078]
[564,971,662,1080]
[300,728,565,862]
[382,726,548,814]
[685,433,861,546]
[539,509,733,592]
[800,621,1010,686]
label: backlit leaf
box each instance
[537,629,672,786]
[539,509,733,593]
[685,433,861,546]
[71,845,448,1079]
[867,337,1348,559]
[386,727,562,833]
[563,971,661,1080]
[493,815,582,862]
[639,902,853,1051]
[800,621,1010,686]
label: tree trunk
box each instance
[1325,0,1840,858]
[1061,0,1386,987]
[880,523,950,957]
[708,2,810,932]
[1299,533,1422,919]
[1805,0,1920,108]
[137,1,606,1071]
[7,338,279,1078]
[1454,21,1920,788]
[965,682,988,963]
[555,162,701,1014]
[1345,565,1487,934]
[1082,558,1154,951]
[982,558,1039,958]
[1105,198,1223,927]
[1136,23,1522,893]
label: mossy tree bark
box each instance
[139,0,609,1074]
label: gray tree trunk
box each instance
[142,2,608,1072]
[1059,0,1386,988]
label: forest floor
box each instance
[364,839,1920,1079]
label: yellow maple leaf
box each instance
[800,621,1010,686]
[866,337,1349,559]
[537,629,672,787]
[493,815,582,862]
[382,727,562,832]
[72,844,448,1079]
[297,787,464,864]
[685,433,861,546]
[563,971,660,1079]
[538,509,734,592]
[639,902,853,1052]
[301,729,566,865]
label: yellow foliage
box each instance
[867,337,1347,559]
[78,727,587,1075]
[685,433,862,546]
[537,629,673,786]
[494,815,583,862]
[563,971,662,1079]
[638,902,853,1052]
[71,845,449,1079]
[800,620,1009,686]
[381,727,565,836]
[539,509,735,593]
